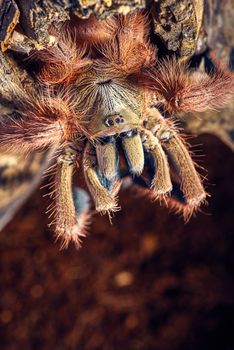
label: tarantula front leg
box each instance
[140,128,172,196]
[50,146,90,249]
[163,132,206,207]
[144,107,206,209]
[83,142,120,214]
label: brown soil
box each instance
[0,134,234,350]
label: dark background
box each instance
[0,134,233,350]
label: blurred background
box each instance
[0,133,233,350]
[0,0,234,349]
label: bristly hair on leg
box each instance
[160,133,209,221]
[0,114,62,153]
[0,86,90,153]
[69,14,119,46]
[46,147,91,249]
[35,27,92,85]
[160,194,206,222]
[141,57,234,113]
[83,142,121,214]
[97,10,156,76]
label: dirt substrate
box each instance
[0,134,233,350]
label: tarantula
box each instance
[0,11,233,248]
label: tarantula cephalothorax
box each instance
[0,11,233,248]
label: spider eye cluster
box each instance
[104,114,125,127]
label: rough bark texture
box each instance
[151,0,204,57]
[0,0,146,49]
[183,0,234,150]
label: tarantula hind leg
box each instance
[83,142,120,215]
[47,146,90,249]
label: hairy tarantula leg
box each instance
[142,57,234,114]
[144,107,206,208]
[162,133,206,207]
[95,136,119,181]
[52,147,89,249]
[140,129,172,195]
[121,130,144,176]
[83,142,120,214]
